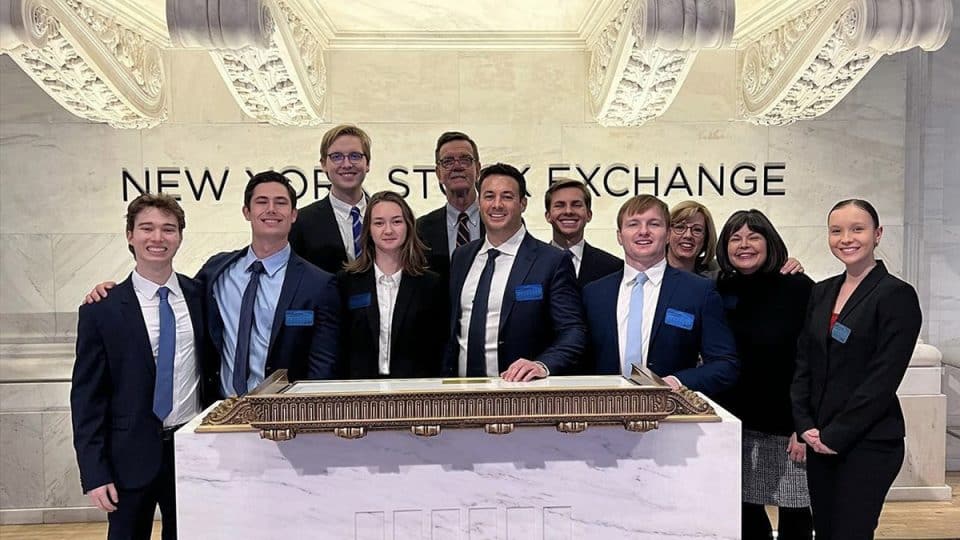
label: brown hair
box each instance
[544,178,592,211]
[343,191,429,276]
[829,198,880,228]
[435,131,479,162]
[125,193,185,257]
[320,124,372,163]
[616,195,669,229]
[669,200,718,271]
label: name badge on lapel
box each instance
[515,284,543,302]
[831,322,851,344]
[285,310,314,327]
[665,308,695,330]
[348,293,372,310]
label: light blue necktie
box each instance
[623,272,649,377]
[153,286,175,422]
[350,206,362,258]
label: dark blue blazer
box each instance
[582,264,739,397]
[195,247,339,399]
[442,233,587,375]
[71,274,204,493]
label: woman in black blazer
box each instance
[791,199,921,540]
[337,191,447,379]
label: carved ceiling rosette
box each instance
[588,0,735,127]
[167,0,327,126]
[738,0,953,126]
[0,0,167,128]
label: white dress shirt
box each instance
[550,238,585,276]
[131,270,200,427]
[329,193,367,261]
[374,264,402,375]
[616,258,667,373]
[457,225,527,377]
[445,201,481,256]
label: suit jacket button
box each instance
[265,365,272,371]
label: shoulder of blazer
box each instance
[583,269,622,297]
[297,196,333,220]
[80,274,134,318]
[201,248,247,276]
[664,264,712,291]
[583,242,622,264]
[176,272,200,298]
[291,251,334,282]
[417,206,446,229]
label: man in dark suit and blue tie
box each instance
[582,195,738,397]
[196,171,340,397]
[290,124,372,274]
[72,194,203,539]
[416,131,485,283]
[443,163,586,381]
[543,178,622,287]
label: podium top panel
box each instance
[284,375,640,395]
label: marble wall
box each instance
[0,28,953,519]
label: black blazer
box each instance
[337,268,447,378]
[416,205,484,283]
[195,247,339,399]
[578,242,622,286]
[791,260,921,454]
[442,233,587,375]
[289,196,350,274]
[71,274,204,493]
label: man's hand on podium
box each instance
[661,375,682,391]
[83,281,116,304]
[88,482,118,512]
[500,358,547,382]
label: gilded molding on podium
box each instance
[167,0,326,126]
[587,0,735,127]
[0,0,167,128]
[199,369,719,442]
[738,0,953,125]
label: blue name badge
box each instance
[831,322,851,344]
[285,310,314,327]
[515,284,543,302]
[348,293,372,310]
[664,308,695,330]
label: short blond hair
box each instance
[320,124,372,163]
[616,195,669,229]
[670,200,718,270]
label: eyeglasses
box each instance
[327,152,367,163]
[437,156,476,170]
[671,223,706,237]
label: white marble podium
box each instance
[176,380,741,540]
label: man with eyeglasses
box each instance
[290,124,372,274]
[544,178,622,286]
[416,131,485,282]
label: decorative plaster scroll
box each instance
[588,0,735,127]
[167,0,326,126]
[738,0,953,126]
[0,0,166,128]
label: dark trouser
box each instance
[806,438,904,540]
[108,434,177,540]
[742,503,812,540]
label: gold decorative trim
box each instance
[198,369,720,441]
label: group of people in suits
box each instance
[72,124,921,540]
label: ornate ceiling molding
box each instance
[588,0,736,127]
[738,0,953,126]
[167,0,327,127]
[0,0,167,128]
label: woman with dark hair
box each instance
[792,199,921,540]
[715,209,814,540]
[338,191,448,378]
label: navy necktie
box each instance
[234,260,266,396]
[350,206,362,258]
[466,249,500,377]
[456,212,470,248]
[153,286,175,422]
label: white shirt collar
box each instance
[550,238,585,261]
[329,191,367,218]
[374,262,402,283]
[132,269,182,299]
[623,256,667,286]
[481,224,526,257]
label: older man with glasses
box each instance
[290,124,372,274]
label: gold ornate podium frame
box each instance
[199,367,718,441]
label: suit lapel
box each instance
[116,276,156,378]
[389,273,417,374]
[499,234,537,332]
[178,274,204,349]
[650,266,680,345]
[601,271,623,374]
[362,270,380,361]
[319,196,350,260]
[207,249,247,356]
[816,275,844,350]
[268,255,305,354]
[429,212,449,260]
[837,261,886,324]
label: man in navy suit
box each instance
[582,195,738,397]
[72,194,203,539]
[443,163,586,381]
[289,124,372,274]
[543,178,622,286]
[197,171,339,397]
[416,131,485,282]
